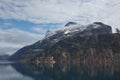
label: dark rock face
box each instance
[79,22,112,36]
[36,33,120,64]
[116,28,120,33]
[9,22,113,62]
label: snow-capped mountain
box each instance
[116,28,120,33]
[9,22,112,61]
[43,22,86,39]
[56,22,86,35]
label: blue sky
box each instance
[0,18,63,55]
[0,18,62,34]
[0,0,120,55]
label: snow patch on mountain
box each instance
[57,22,87,34]
[44,30,54,38]
[64,30,71,34]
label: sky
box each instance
[0,0,120,55]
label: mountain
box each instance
[35,33,120,65]
[9,22,113,62]
[65,21,77,26]
[0,54,10,60]
[78,22,112,36]
[44,30,54,38]
[116,28,120,33]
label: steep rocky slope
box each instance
[35,33,120,65]
[9,22,113,62]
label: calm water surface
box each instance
[0,62,120,80]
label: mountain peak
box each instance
[116,28,120,33]
[93,22,104,25]
[44,30,54,38]
[9,22,113,61]
[65,22,77,26]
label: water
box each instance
[0,64,33,80]
[0,61,15,64]
[0,62,120,80]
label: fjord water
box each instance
[0,62,120,80]
[0,61,33,80]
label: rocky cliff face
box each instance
[9,22,113,62]
[78,22,112,36]
[35,33,120,65]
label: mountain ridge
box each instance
[34,33,120,65]
[9,22,113,62]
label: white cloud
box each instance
[32,25,61,34]
[32,27,47,34]
[0,0,120,55]
[0,28,43,55]
[0,0,119,31]
[0,41,23,48]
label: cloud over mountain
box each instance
[0,0,120,55]
[0,0,120,27]
[0,27,42,55]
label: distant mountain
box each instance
[116,28,120,33]
[9,22,113,62]
[0,54,10,60]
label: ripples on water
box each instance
[0,62,120,80]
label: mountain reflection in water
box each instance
[9,63,120,80]
[0,63,33,80]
